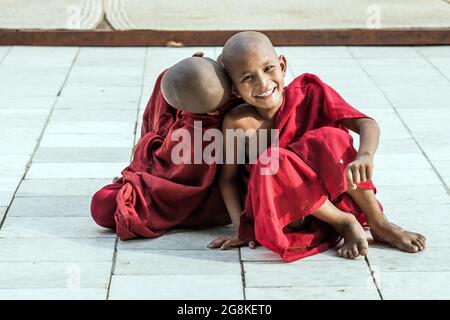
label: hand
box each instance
[345,154,374,189]
[192,51,204,57]
[207,234,256,250]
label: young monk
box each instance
[208,31,426,261]
[90,55,238,240]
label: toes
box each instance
[358,244,369,256]
[339,248,351,259]
[412,240,424,251]
[347,248,355,259]
[403,242,419,253]
[336,249,343,257]
[416,237,426,249]
[418,235,427,243]
[351,246,359,259]
[342,250,351,259]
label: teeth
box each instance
[257,88,274,97]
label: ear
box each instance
[216,53,224,65]
[278,55,287,75]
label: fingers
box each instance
[208,237,255,250]
[366,164,373,181]
[352,165,361,185]
[348,163,373,187]
[220,239,240,250]
[207,237,226,249]
[359,166,367,183]
[221,239,252,250]
[346,167,357,190]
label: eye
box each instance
[241,75,253,82]
[265,66,274,72]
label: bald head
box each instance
[220,31,287,110]
[161,57,231,114]
[222,31,278,73]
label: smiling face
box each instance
[222,32,287,112]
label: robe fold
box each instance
[238,73,383,262]
[90,70,239,240]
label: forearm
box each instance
[357,119,380,158]
[219,175,244,233]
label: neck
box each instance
[255,93,284,121]
[256,105,279,121]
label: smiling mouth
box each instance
[255,87,276,99]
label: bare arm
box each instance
[339,117,380,187]
[340,117,380,157]
[208,115,256,249]
[219,163,243,233]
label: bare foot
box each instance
[335,215,369,259]
[370,221,426,253]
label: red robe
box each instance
[90,71,239,240]
[239,73,383,262]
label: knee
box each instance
[293,127,354,159]
[90,186,118,229]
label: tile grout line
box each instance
[347,47,450,198]
[415,48,450,83]
[285,47,384,299]
[106,47,149,300]
[0,47,81,231]
[0,46,13,66]
[364,256,383,300]
[105,237,119,300]
[238,248,247,300]
[347,45,450,298]
[344,46,387,299]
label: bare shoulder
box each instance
[223,103,259,129]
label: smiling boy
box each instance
[208,31,426,261]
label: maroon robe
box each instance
[90,71,240,240]
[239,73,383,262]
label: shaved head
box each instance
[220,31,287,111]
[222,31,278,73]
[161,57,231,114]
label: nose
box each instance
[255,72,269,90]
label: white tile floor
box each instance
[0,45,449,300]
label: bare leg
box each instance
[346,187,426,252]
[298,199,369,259]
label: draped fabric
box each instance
[238,73,382,262]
